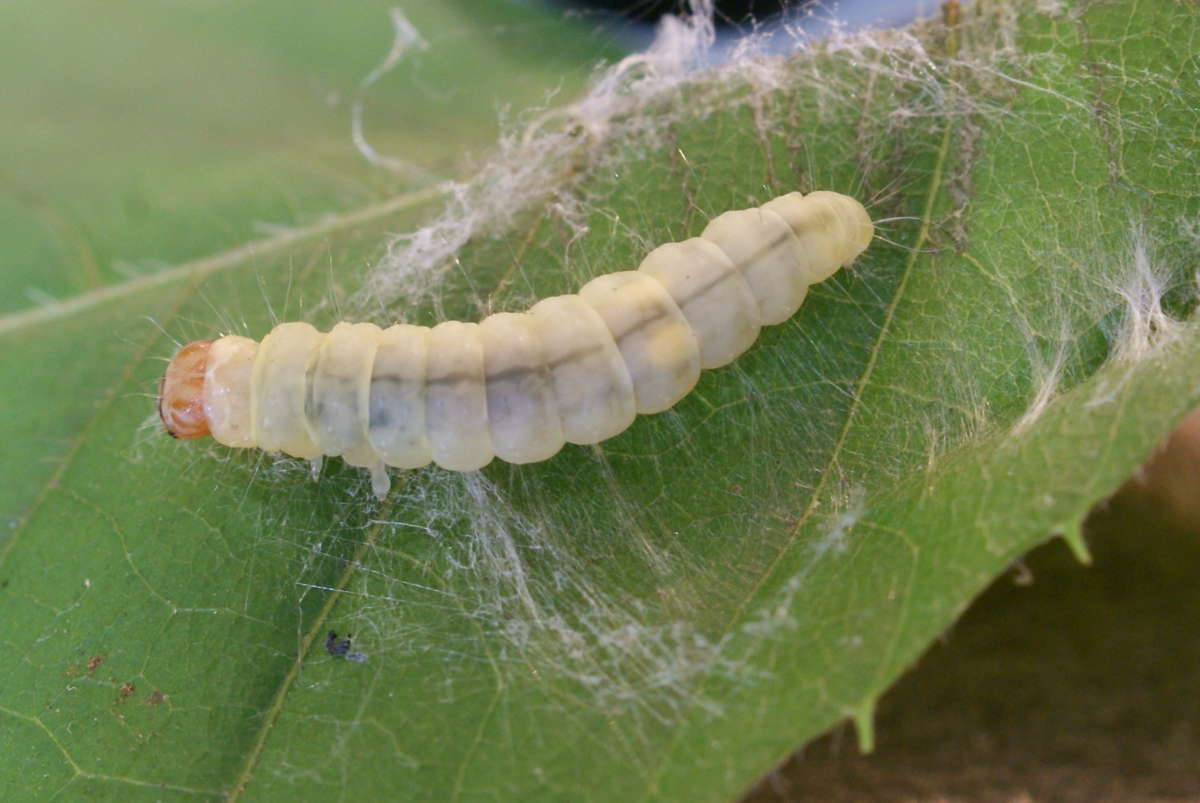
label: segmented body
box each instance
[158,190,873,498]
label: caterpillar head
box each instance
[159,340,213,439]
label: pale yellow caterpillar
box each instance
[159,190,873,498]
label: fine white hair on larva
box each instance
[158,190,874,499]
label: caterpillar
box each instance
[159,190,873,499]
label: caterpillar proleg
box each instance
[158,190,873,499]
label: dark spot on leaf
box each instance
[86,654,104,673]
[146,690,166,705]
[116,682,134,703]
[326,631,367,662]
[325,630,353,657]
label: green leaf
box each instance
[745,486,1200,799]
[0,0,615,315]
[1,1,1197,801]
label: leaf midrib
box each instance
[0,187,444,338]
[227,518,390,801]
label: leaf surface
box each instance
[1,1,1197,801]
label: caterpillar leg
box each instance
[368,461,390,500]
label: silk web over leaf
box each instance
[0,1,1197,800]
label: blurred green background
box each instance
[0,0,618,315]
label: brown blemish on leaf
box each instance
[116,682,135,704]
[146,690,166,706]
[86,654,104,673]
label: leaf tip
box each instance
[1059,527,1093,566]
[851,697,877,754]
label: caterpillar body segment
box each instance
[638,237,760,369]
[310,321,379,467]
[201,336,257,446]
[158,190,874,498]
[253,322,324,459]
[367,323,432,470]
[577,270,700,415]
[701,206,808,326]
[529,294,637,445]
[478,312,565,465]
[425,321,493,472]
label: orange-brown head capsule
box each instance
[158,339,213,439]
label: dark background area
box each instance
[745,413,1200,801]
[557,0,803,26]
